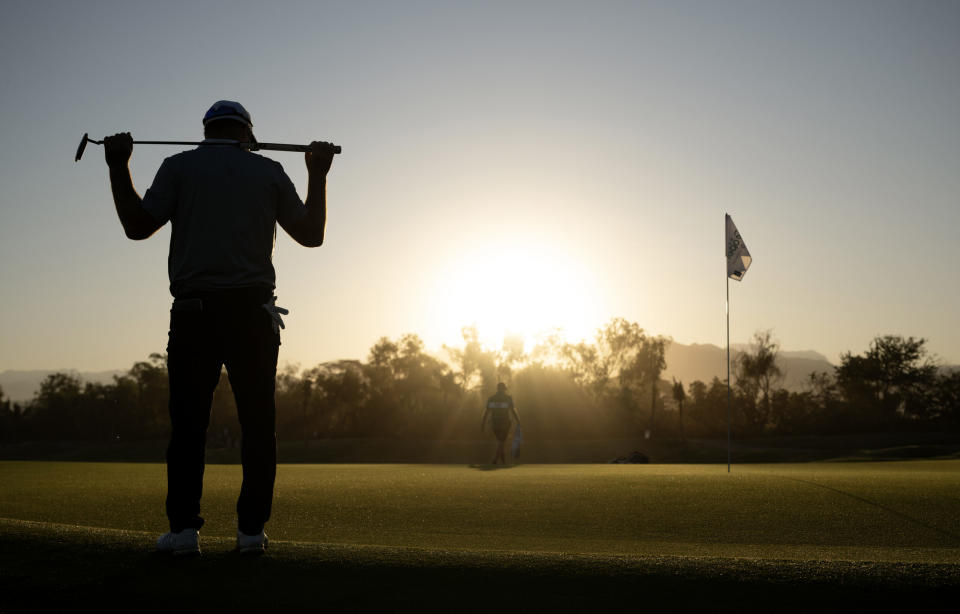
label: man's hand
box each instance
[305,141,335,177]
[104,132,133,168]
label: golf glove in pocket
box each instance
[262,296,289,334]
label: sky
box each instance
[1,0,958,373]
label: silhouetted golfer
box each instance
[104,100,335,555]
[482,382,520,465]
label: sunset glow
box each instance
[1,1,959,373]
[428,240,605,350]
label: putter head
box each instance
[75,133,89,162]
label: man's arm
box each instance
[281,141,335,247]
[104,133,164,240]
[481,407,490,432]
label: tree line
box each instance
[678,331,960,440]
[1,319,958,446]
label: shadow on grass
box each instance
[781,475,960,541]
[468,463,519,471]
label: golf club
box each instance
[75,133,341,162]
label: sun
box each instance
[428,239,605,351]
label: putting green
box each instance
[2,461,958,563]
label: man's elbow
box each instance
[122,224,143,240]
[123,221,157,240]
[125,229,152,240]
[118,208,161,240]
[298,230,325,248]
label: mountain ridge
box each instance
[663,343,835,392]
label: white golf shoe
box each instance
[237,529,269,554]
[156,528,200,556]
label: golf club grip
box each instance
[256,142,341,154]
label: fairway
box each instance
[2,460,959,563]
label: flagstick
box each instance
[724,212,750,474]
[726,274,731,473]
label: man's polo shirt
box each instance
[141,142,308,297]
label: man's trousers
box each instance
[164,287,279,536]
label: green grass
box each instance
[3,461,959,561]
[2,461,959,611]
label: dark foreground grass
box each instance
[2,461,959,611]
[0,521,960,612]
[1,519,957,613]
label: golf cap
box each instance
[203,100,253,128]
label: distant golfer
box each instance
[103,100,335,555]
[482,383,520,465]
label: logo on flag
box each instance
[725,214,752,281]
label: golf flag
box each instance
[725,214,752,281]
